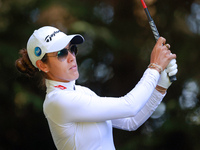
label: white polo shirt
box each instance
[43,68,164,150]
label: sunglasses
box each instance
[47,45,78,61]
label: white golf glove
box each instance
[157,59,178,89]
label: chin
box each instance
[75,73,79,80]
[71,73,79,81]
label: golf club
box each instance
[140,0,177,82]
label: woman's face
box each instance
[45,43,79,82]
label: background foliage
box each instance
[1,0,200,149]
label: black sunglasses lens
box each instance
[70,45,78,55]
[56,45,78,61]
[57,49,68,61]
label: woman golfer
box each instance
[15,26,177,150]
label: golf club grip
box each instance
[144,6,177,82]
[149,20,160,41]
[148,20,177,82]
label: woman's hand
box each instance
[150,37,176,70]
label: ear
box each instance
[36,60,49,73]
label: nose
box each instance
[67,51,76,63]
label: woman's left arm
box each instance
[111,59,178,131]
[111,89,165,131]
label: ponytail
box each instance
[15,48,39,77]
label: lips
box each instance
[69,65,77,70]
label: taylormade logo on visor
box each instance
[45,30,60,42]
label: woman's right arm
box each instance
[44,68,160,124]
[44,37,176,124]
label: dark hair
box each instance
[15,48,48,88]
[15,49,39,77]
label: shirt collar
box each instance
[45,79,76,93]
